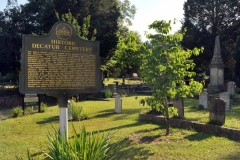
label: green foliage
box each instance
[181,0,240,79]
[44,124,114,160]
[24,107,33,115]
[105,89,112,98]
[9,106,23,118]
[140,19,204,134]
[104,31,143,75]
[69,101,88,120]
[168,107,178,118]
[55,10,97,40]
[40,102,47,113]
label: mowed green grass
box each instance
[0,95,240,159]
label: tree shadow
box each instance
[36,116,59,124]
[93,108,142,121]
[184,132,212,141]
[109,137,154,160]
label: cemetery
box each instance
[1,0,240,159]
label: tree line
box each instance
[1,0,240,84]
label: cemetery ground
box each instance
[1,95,240,159]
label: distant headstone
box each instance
[209,98,225,125]
[132,73,139,79]
[199,91,208,109]
[67,100,72,120]
[122,76,125,85]
[115,94,122,113]
[227,81,235,98]
[219,92,230,110]
[172,97,184,118]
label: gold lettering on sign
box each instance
[31,40,93,52]
[27,51,96,89]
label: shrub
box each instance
[24,106,33,115]
[9,106,23,118]
[69,100,89,120]
[44,124,114,160]
[105,89,112,98]
[40,102,47,113]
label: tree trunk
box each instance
[164,100,170,135]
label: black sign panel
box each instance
[19,22,101,96]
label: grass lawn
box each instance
[0,95,240,159]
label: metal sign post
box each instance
[58,93,68,138]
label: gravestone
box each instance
[172,97,184,118]
[67,100,72,120]
[132,73,139,79]
[219,92,230,110]
[207,36,225,94]
[122,76,125,85]
[199,91,208,109]
[227,81,235,98]
[209,98,225,125]
[115,94,122,113]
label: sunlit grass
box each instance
[1,95,240,159]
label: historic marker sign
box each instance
[19,22,101,96]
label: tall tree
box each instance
[141,20,203,135]
[181,0,240,79]
[0,1,22,76]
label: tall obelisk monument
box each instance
[207,36,225,94]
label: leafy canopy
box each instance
[141,19,203,118]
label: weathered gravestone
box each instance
[199,91,208,109]
[171,97,184,118]
[115,94,122,113]
[209,98,225,125]
[19,21,101,137]
[227,81,235,98]
[219,92,230,110]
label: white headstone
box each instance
[199,91,208,109]
[67,100,72,120]
[227,81,235,97]
[115,94,122,113]
[219,92,230,110]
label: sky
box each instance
[0,0,186,40]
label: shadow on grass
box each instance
[109,137,153,160]
[36,116,59,124]
[221,152,240,160]
[93,108,142,120]
[184,132,211,141]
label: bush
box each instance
[40,102,47,113]
[24,106,33,115]
[10,106,23,118]
[105,89,112,98]
[69,100,89,120]
[44,124,114,160]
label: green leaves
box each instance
[140,19,203,134]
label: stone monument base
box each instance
[207,85,226,94]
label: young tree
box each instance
[141,20,204,135]
[55,10,97,40]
